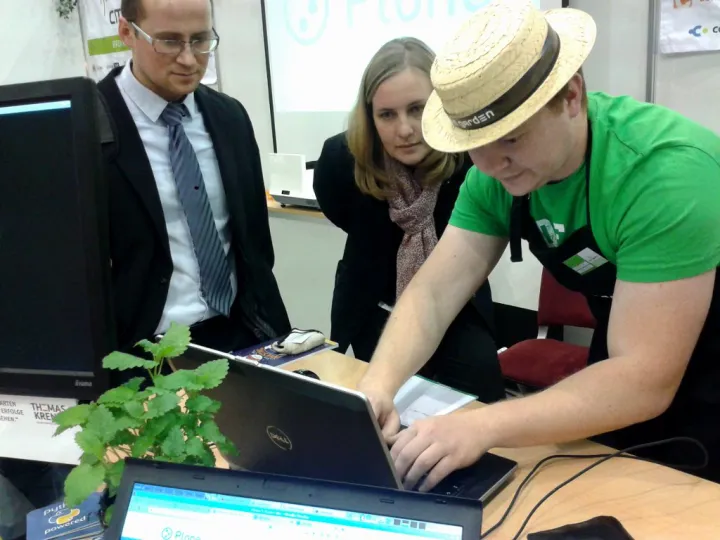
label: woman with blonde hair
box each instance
[313,37,504,401]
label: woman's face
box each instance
[371,67,433,167]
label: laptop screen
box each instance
[119,482,464,539]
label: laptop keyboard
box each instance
[392,425,470,497]
[416,468,472,497]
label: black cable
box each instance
[259,0,278,154]
[480,437,708,539]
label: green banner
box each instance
[87,36,129,56]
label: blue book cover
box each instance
[233,336,338,368]
[26,493,104,540]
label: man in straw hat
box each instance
[357,0,720,490]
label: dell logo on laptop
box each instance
[266,426,293,451]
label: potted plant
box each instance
[52,322,237,526]
[56,0,78,19]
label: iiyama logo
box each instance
[74,380,92,387]
[266,426,292,451]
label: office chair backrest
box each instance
[537,269,596,329]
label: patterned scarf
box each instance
[386,156,441,299]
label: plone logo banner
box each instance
[78,0,218,85]
[660,0,720,54]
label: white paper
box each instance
[659,0,720,55]
[0,394,82,465]
[393,376,477,427]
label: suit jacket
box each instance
[313,132,495,350]
[97,67,290,352]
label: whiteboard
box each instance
[263,0,563,160]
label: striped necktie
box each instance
[161,102,233,317]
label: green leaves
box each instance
[64,463,105,508]
[195,359,229,390]
[53,404,96,436]
[103,504,115,527]
[154,370,202,392]
[161,426,186,459]
[144,413,177,440]
[185,395,221,414]
[136,339,162,359]
[56,323,237,514]
[106,461,126,498]
[145,392,180,419]
[155,322,191,360]
[123,400,145,419]
[185,436,206,458]
[123,377,146,392]
[131,433,155,459]
[197,420,223,443]
[85,406,119,444]
[153,359,229,392]
[103,351,156,371]
[97,385,137,406]
[216,437,239,457]
[75,430,105,460]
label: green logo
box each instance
[564,248,608,275]
[535,219,566,248]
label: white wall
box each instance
[0,1,86,85]
[213,0,275,173]
[2,1,635,326]
[571,0,650,100]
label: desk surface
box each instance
[282,351,720,539]
[267,198,326,219]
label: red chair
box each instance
[499,269,596,392]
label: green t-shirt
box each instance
[450,92,720,283]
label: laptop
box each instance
[107,458,484,539]
[171,343,517,502]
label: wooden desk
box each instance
[267,198,326,219]
[284,351,720,539]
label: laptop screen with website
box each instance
[119,483,464,539]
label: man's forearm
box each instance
[363,280,452,394]
[478,356,674,449]
[359,227,507,395]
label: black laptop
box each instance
[107,458,484,539]
[172,343,517,502]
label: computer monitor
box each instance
[0,77,115,400]
[109,458,482,539]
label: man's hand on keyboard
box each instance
[358,383,401,442]
[388,410,490,492]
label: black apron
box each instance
[509,124,720,481]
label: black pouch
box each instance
[527,516,635,540]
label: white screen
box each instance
[120,482,464,539]
[264,0,556,160]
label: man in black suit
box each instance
[0,0,292,523]
[100,0,290,354]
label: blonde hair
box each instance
[347,37,463,200]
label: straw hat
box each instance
[422,0,596,153]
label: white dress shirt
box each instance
[115,64,237,334]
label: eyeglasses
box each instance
[131,22,219,55]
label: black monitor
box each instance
[0,77,115,400]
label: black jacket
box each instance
[97,67,290,352]
[313,132,495,349]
